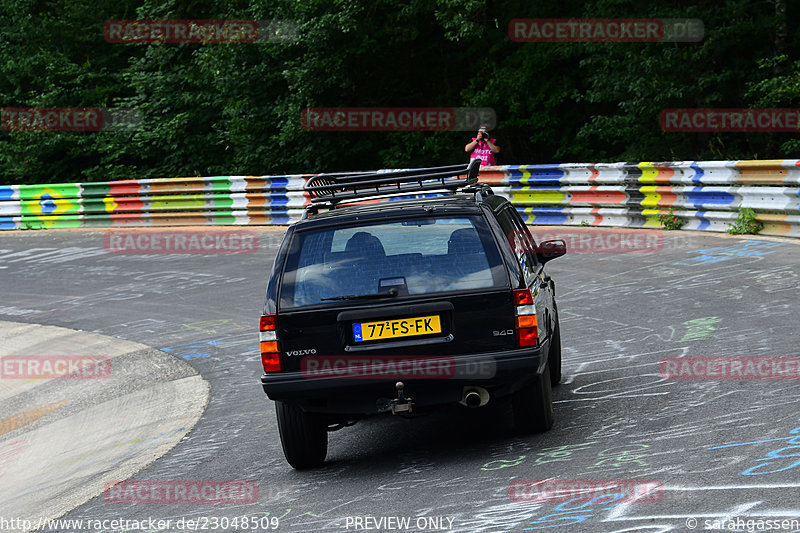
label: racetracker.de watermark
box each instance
[301,107,496,131]
[103,480,259,504]
[3,515,280,531]
[509,18,703,42]
[104,19,298,43]
[1,356,111,379]
[661,108,800,132]
[508,479,664,503]
[1,108,141,132]
[104,231,259,254]
[660,357,800,380]
[524,228,664,253]
[301,356,496,380]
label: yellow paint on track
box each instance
[0,399,68,436]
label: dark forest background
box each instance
[1,0,798,184]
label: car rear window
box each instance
[279,216,507,309]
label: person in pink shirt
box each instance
[464,124,500,166]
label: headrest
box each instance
[345,231,386,257]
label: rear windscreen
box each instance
[279,216,507,309]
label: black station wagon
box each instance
[260,160,566,468]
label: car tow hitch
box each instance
[377,381,414,414]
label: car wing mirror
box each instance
[537,239,566,263]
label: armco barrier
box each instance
[479,160,800,238]
[0,176,312,230]
[0,160,798,237]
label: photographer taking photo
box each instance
[465,124,499,166]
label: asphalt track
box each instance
[1,226,800,533]
[0,321,209,527]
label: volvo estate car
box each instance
[260,160,566,468]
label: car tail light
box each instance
[260,314,282,372]
[513,288,538,347]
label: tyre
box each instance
[549,312,562,387]
[512,360,555,434]
[275,401,328,469]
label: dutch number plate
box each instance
[353,315,441,342]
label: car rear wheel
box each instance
[549,312,562,387]
[512,360,555,434]
[275,401,328,469]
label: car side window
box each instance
[495,206,538,285]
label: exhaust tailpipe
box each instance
[464,391,481,408]
[460,386,490,408]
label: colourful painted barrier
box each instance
[0,175,312,230]
[479,160,800,238]
[1,161,799,237]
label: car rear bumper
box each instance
[260,345,547,415]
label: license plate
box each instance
[353,315,441,342]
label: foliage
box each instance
[1,0,799,183]
[656,208,685,231]
[726,207,764,234]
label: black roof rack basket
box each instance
[304,158,482,206]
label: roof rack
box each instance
[304,159,482,213]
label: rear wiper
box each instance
[321,288,398,301]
